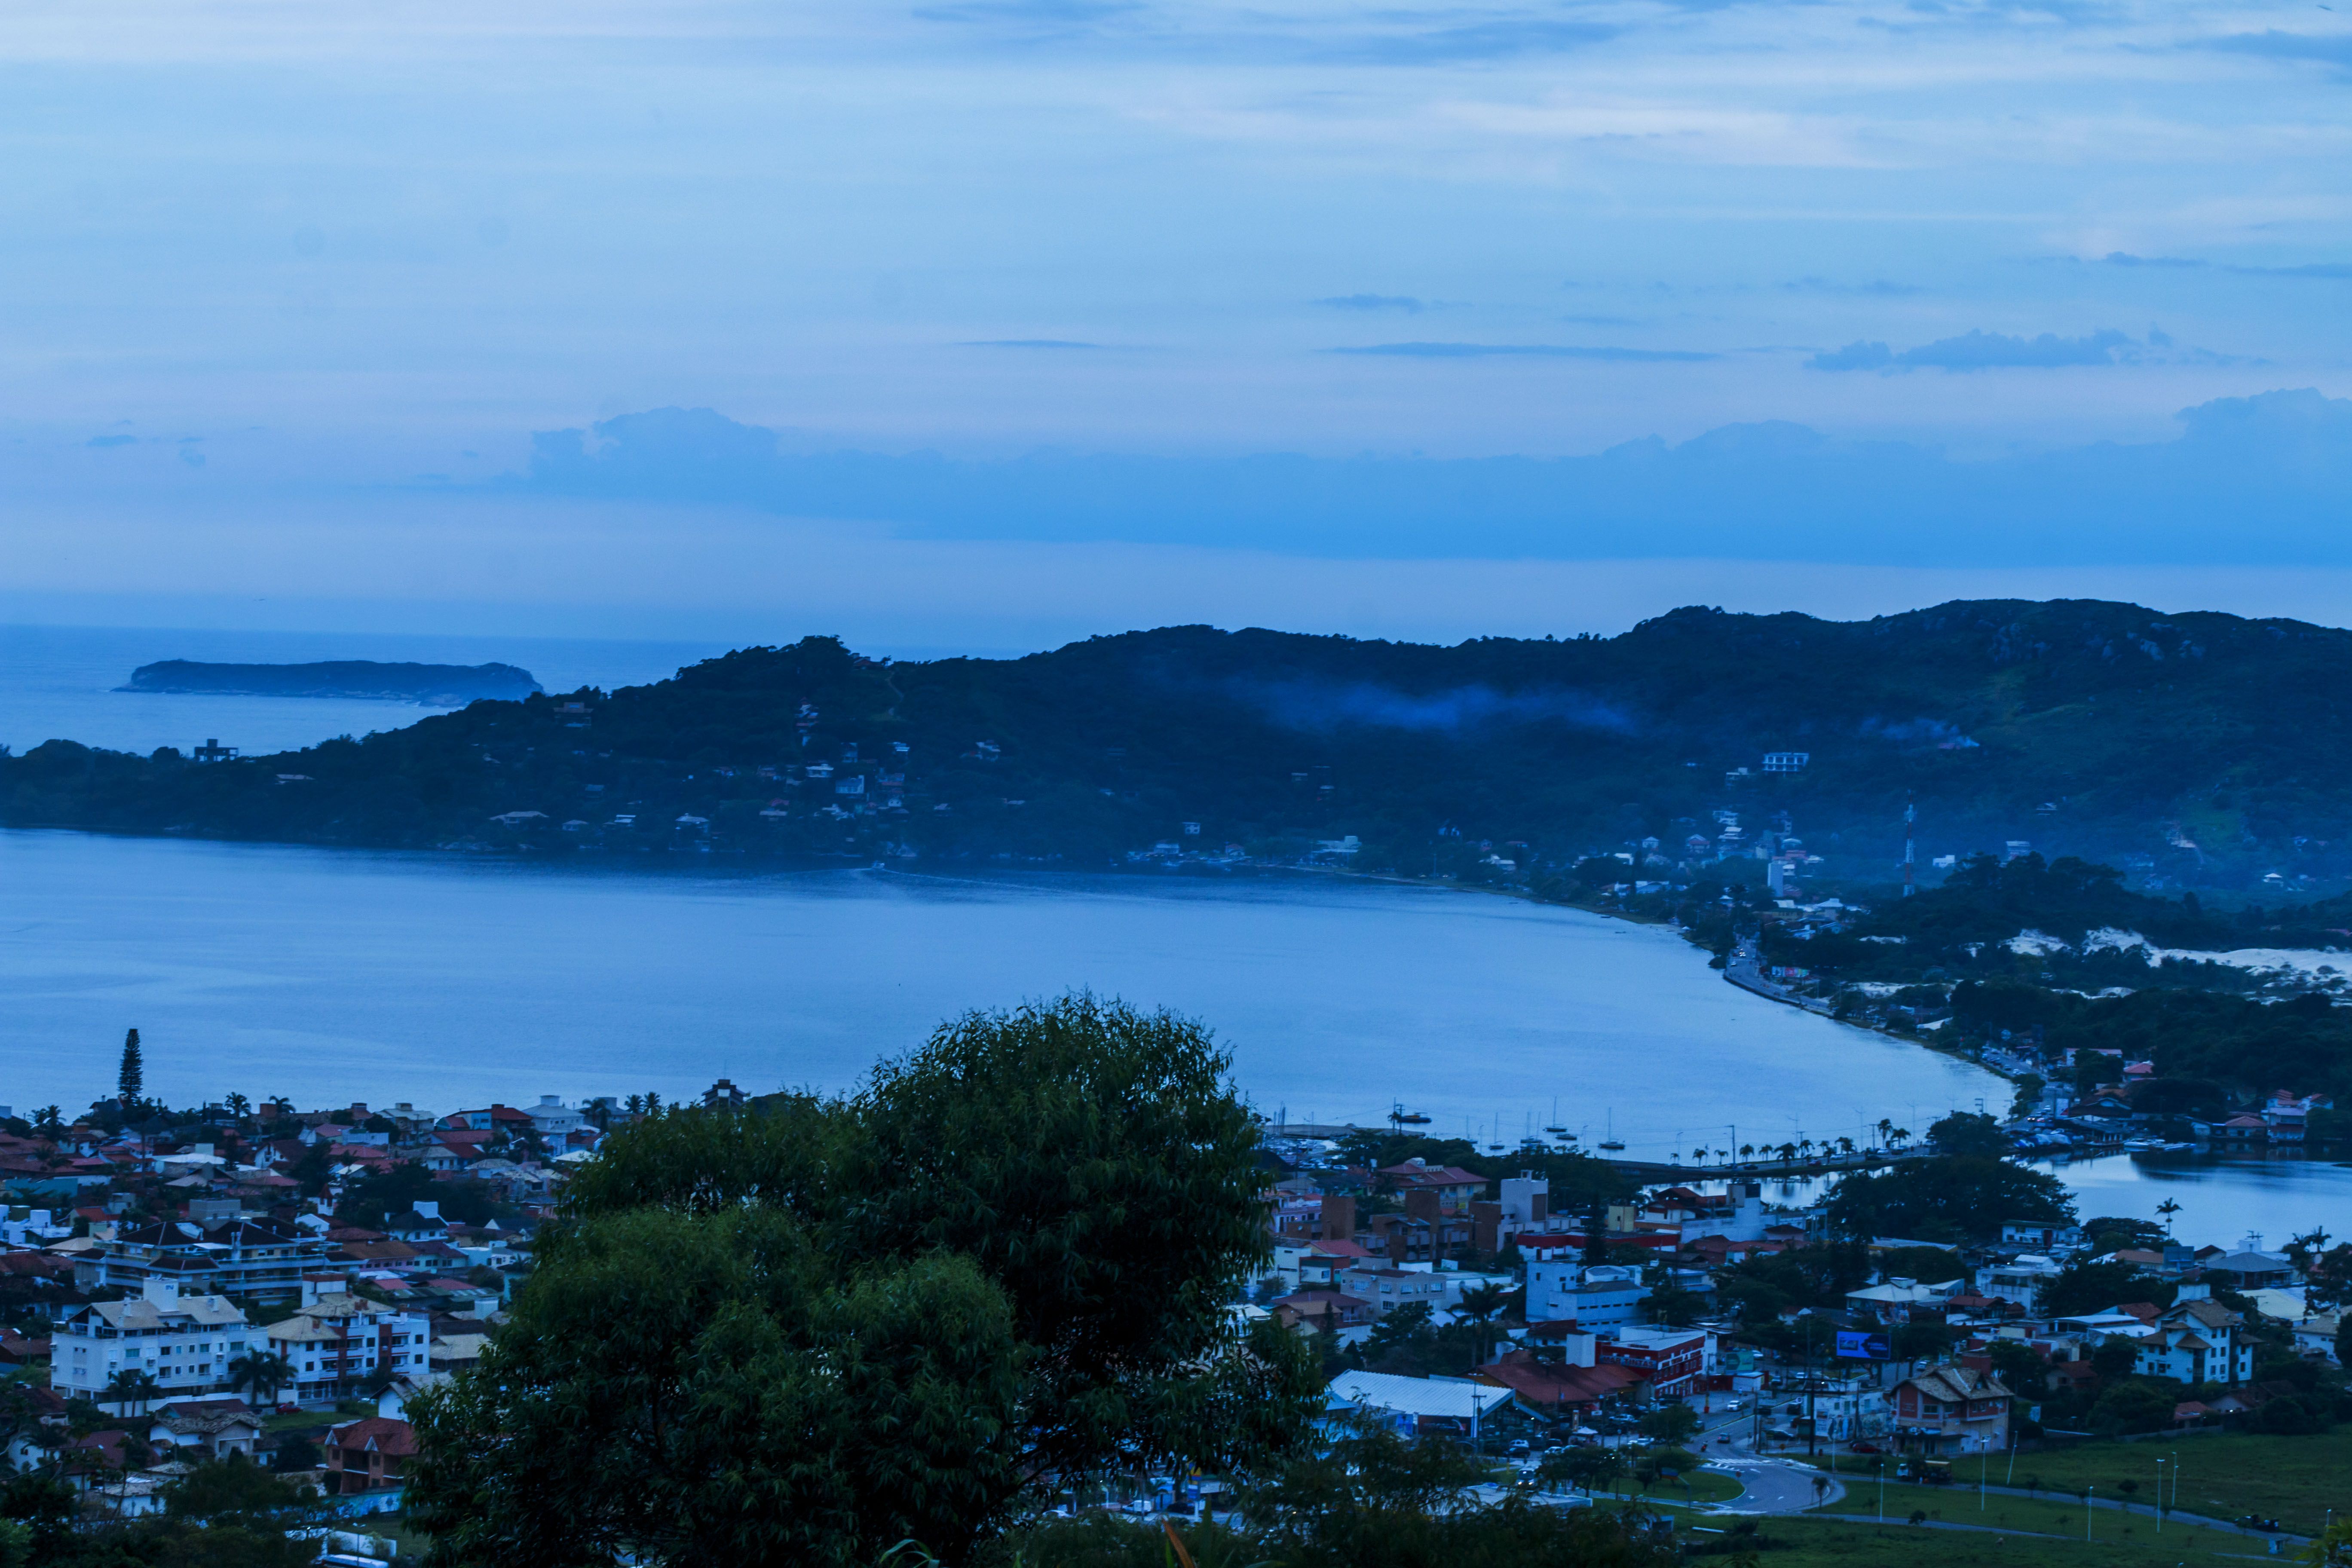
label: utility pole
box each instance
[1901,793,1917,897]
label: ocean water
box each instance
[0,622,725,758]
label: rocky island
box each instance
[120,659,542,705]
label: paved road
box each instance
[1709,1455,1841,1515]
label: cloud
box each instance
[1318,294,1426,313]
[504,390,2352,570]
[1329,17,1619,64]
[1781,276,1924,296]
[1810,328,2153,372]
[2202,29,2352,77]
[86,435,137,448]
[2239,262,2352,280]
[1332,342,1719,361]
[2097,252,2352,280]
[957,339,1104,349]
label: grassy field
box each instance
[1811,1474,2254,1553]
[1715,1513,2289,1568]
[1813,1432,2350,1537]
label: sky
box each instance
[3,0,2350,651]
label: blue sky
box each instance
[4,0,2350,648]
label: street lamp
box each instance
[2154,1458,2167,1534]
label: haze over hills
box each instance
[7,597,2352,894]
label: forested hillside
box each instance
[8,598,2352,891]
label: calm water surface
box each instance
[3,829,1994,1157]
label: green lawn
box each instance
[1813,1431,2352,1537]
[1712,1513,2282,1568]
[1812,1474,2244,1552]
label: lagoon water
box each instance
[3,829,1996,1160]
[2,622,2345,1246]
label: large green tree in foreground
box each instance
[405,995,1321,1568]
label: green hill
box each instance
[7,598,2352,892]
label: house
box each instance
[2138,1298,2256,1385]
[52,1280,256,1411]
[1976,1255,2063,1311]
[146,1399,261,1459]
[524,1096,588,1140]
[1888,1367,2012,1454]
[2294,1312,2342,1364]
[1844,1277,1966,1323]
[1271,1291,1374,1333]
[1999,1220,2085,1252]
[2215,1115,2270,1144]
[382,1203,453,1246]
[1337,1265,1452,1317]
[262,1295,433,1407]
[2201,1252,2296,1291]
[324,1416,415,1512]
[1525,1261,1650,1327]
[1597,1326,1708,1398]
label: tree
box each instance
[2087,1337,2141,1386]
[2086,1381,2174,1435]
[1986,1338,2047,1395]
[228,1350,295,1409]
[1824,1155,2073,1244]
[1637,1402,1700,1447]
[1926,1113,2008,1159]
[2046,1258,2175,1320]
[102,1369,161,1417]
[29,1106,62,1138]
[118,1028,144,1104]
[407,995,1324,1566]
[1539,1446,1623,1497]
[2155,1197,2182,1237]
[1891,1320,1954,1366]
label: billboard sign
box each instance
[1836,1330,1892,1360]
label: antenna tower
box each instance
[1902,792,1917,897]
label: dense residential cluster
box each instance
[1255,1142,2350,1462]
[3,1064,2349,1556]
[0,1082,634,1523]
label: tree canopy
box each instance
[405,994,1322,1568]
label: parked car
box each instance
[1846,1440,1881,1454]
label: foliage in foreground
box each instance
[405,994,1323,1568]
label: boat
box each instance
[1597,1110,1626,1152]
[1544,1094,1567,1135]
[1389,1103,1431,1126]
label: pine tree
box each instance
[118,1028,144,1104]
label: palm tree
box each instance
[1778,1142,1798,1166]
[1836,1136,1856,1159]
[1694,1146,1709,1166]
[625,1093,646,1118]
[2154,1197,2181,1237]
[224,1092,251,1121]
[1875,1117,1895,1150]
[1798,1138,1816,1163]
[1740,1143,1755,1164]
[227,1350,295,1409]
[31,1106,63,1137]
[101,1369,161,1418]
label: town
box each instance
[2,1040,2345,1566]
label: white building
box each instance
[526,1096,588,1140]
[1525,1262,1651,1327]
[53,1280,255,1412]
[263,1295,434,1408]
[1977,1255,2063,1311]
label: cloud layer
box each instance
[510,391,2352,567]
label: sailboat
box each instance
[1544,1095,1567,1136]
[1388,1102,1430,1127]
[1598,1110,1626,1152]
